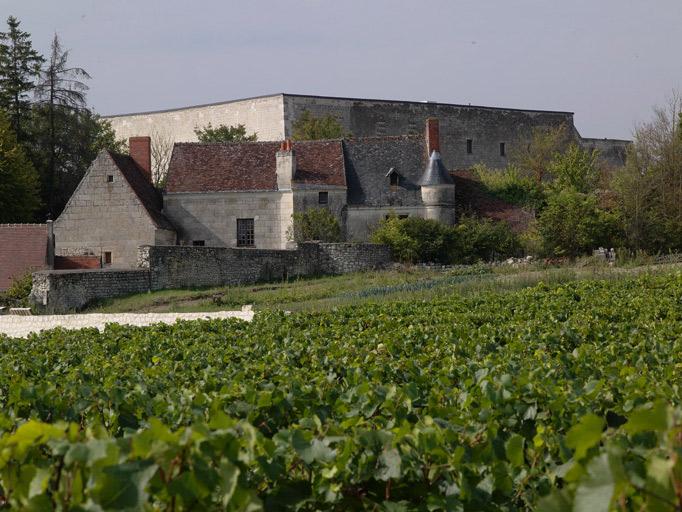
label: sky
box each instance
[4,0,682,139]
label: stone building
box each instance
[163,118,455,246]
[53,137,176,268]
[106,93,630,171]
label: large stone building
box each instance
[106,93,630,170]
[55,118,456,266]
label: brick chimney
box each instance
[276,140,295,190]
[425,118,440,155]
[129,136,152,182]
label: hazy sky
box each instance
[5,0,682,139]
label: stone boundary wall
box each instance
[31,243,391,313]
[30,269,150,313]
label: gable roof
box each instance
[165,141,346,193]
[107,151,175,231]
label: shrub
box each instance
[451,216,522,263]
[472,164,545,209]
[371,215,520,264]
[288,208,342,243]
[537,189,622,257]
[0,272,32,307]
[371,215,454,263]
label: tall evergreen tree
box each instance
[34,34,89,215]
[0,110,40,222]
[0,16,43,141]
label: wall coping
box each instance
[33,268,149,276]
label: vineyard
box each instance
[1,272,681,510]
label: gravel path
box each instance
[0,309,254,338]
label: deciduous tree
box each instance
[193,123,257,143]
[291,110,350,141]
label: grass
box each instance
[87,260,682,314]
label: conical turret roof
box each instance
[417,151,453,186]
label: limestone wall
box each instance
[30,269,150,313]
[54,152,173,268]
[346,205,433,241]
[163,190,294,249]
[106,95,285,143]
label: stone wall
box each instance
[317,243,392,274]
[30,269,150,313]
[32,243,392,313]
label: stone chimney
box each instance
[425,118,440,155]
[276,139,295,190]
[129,136,152,182]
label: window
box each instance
[318,191,328,204]
[390,173,399,189]
[103,251,112,265]
[500,142,506,157]
[236,218,255,247]
[106,175,114,183]
[466,139,473,154]
[192,240,205,246]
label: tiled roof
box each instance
[0,224,47,291]
[108,152,175,231]
[165,141,346,193]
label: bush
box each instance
[472,164,545,209]
[537,189,622,257]
[371,216,454,263]
[371,215,520,264]
[451,216,522,263]
[0,272,32,307]
[288,208,342,243]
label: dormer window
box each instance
[386,168,400,191]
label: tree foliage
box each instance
[0,110,40,222]
[612,95,682,252]
[537,189,620,257]
[0,16,42,140]
[291,110,350,141]
[510,124,571,184]
[288,207,342,242]
[194,123,257,143]
[548,143,601,193]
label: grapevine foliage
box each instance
[0,272,681,510]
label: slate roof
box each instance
[108,151,175,231]
[342,136,428,207]
[417,151,454,186]
[166,141,346,193]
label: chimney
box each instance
[129,136,152,182]
[425,118,440,155]
[276,139,295,190]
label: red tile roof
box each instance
[0,224,48,291]
[166,141,346,193]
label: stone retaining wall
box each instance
[31,243,391,313]
[30,269,150,313]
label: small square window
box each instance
[466,139,473,154]
[500,142,506,157]
[237,218,255,247]
[107,175,114,183]
[192,240,205,246]
[103,251,112,265]
[318,191,328,204]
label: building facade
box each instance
[106,93,630,171]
